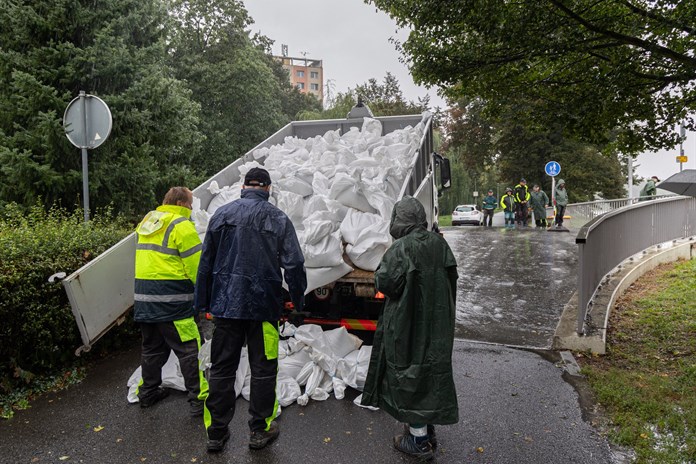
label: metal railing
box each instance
[575,196,696,334]
[566,194,675,223]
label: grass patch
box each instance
[439,215,452,227]
[578,259,696,463]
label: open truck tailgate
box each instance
[62,233,136,354]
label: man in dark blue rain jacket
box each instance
[195,167,307,453]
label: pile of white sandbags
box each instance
[191,115,429,293]
[126,323,375,412]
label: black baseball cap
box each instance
[244,167,272,186]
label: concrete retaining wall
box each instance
[553,239,695,354]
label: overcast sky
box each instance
[243,0,694,185]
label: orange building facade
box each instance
[276,55,324,101]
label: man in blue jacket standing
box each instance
[195,167,307,453]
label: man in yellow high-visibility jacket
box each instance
[134,186,208,416]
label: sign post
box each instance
[544,161,561,204]
[679,122,685,172]
[64,92,112,222]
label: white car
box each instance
[452,204,482,226]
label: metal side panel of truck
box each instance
[63,112,442,354]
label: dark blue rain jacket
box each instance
[194,188,307,321]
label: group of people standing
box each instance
[481,178,569,229]
[132,168,458,461]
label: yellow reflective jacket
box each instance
[134,205,202,323]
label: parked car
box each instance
[452,204,482,226]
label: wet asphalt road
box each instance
[0,218,617,463]
[444,221,577,348]
[0,341,612,464]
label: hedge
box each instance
[0,204,132,394]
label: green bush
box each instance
[0,203,131,394]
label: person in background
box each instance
[500,187,516,228]
[133,187,209,416]
[553,179,569,228]
[195,167,307,453]
[362,197,459,461]
[514,178,530,227]
[639,175,660,200]
[481,189,497,227]
[530,184,550,228]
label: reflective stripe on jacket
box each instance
[514,184,530,203]
[500,194,515,211]
[134,204,201,323]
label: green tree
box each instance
[367,0,696,154]
[299,72,429,120]
[167,0,321,176]
[0,0,204,217]
[441,97,625,204]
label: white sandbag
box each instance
[287,337,306,355]
[236,348,250,399]
[303,195,329,218]
[354,345,373,391]
[353,393,379,411]
[279,322,298,337]
[274,190,305,225]
[278,348,312,380]
[277,177,313,197]
[303,263,353,294]
[295,361,315,387]
[198,339,212,370]
[293,324,327,352]
[277,372,302,407]
[361,117,383,143]
[310,388,330,402]
[301,230,343,268]
[346,219,391,272]
[300,364,326,405]
[312,171,331,196]
[329,173,377,214]
[206,181,242,217]
[333,377,347,400]
[322,326,363,358]
[340,209,384,245]
[302,214,336,246]
[363,184,396,220]
[335,346,373,391]
[126,351,186,403]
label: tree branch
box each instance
[621,0,696,35]
[548,0,696,69]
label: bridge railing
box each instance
[566,194,675,224]
[574,195,696,334]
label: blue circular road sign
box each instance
[545,161,561,177]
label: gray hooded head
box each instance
[389,196,427,239]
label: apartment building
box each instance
[276,53,323,101]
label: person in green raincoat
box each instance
[553,179,569,228]
[361,196,459,461]
[530,184,550,228]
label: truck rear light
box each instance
[375,291,385,299]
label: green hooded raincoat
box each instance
[361,197,459,425]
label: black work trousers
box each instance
[515,202,528,225]
[139,318,208,404]
[204,318,279,440]
[482,209,494,226]
[555,205,567,226]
